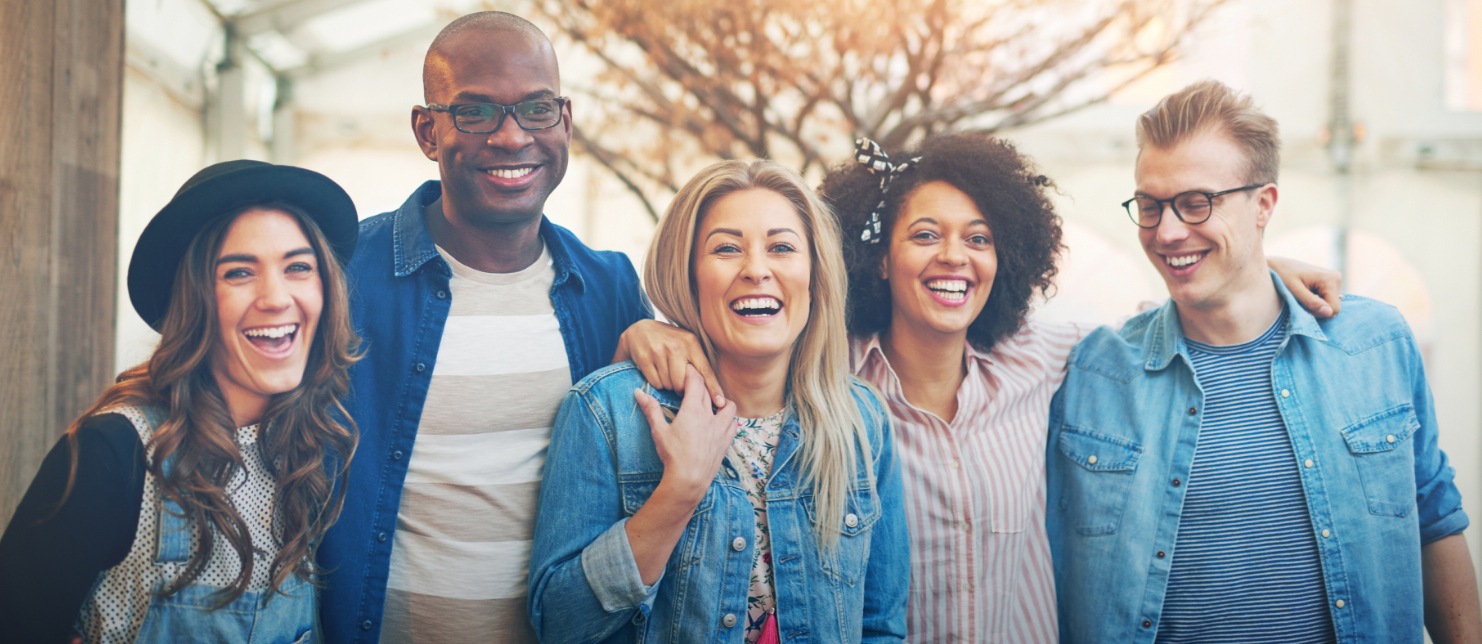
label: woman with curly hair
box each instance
[620,130,1339,641]
[0,160,361,643]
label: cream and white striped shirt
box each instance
[852,320,1087,643]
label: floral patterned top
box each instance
[731,408,786,643]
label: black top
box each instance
[0,413,146,643]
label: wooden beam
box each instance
[0,0,122,527]
[236,0,375,36]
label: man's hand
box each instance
[615,320,726,407]
[1268,255,1342,318]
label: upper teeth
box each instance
[926,279,968,293]
[486,167,533,179]
[245,324,296,339]
[1167,254,1201,268]
[732,297,781,311]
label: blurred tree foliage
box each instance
[525,0,1229,219]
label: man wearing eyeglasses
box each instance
[1046,80,1482,643]
[317,12,658,643]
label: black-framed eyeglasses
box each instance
[425,97,568,134]
[1121,183,1268,228]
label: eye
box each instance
[287,261,317,275]
[909,230,940,242]
[221,267,251,281]
[968,233,993,246]
[769,242,798,254]
[711,242,742,255]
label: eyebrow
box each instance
[704,227,802,241]
[450,89,557,103]
[907,216,989,227]
[216,247,315,266]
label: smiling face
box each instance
[692,188,813,368]
[415,27,570,227]
[882,181,998,343]
[208,208,324,426]
[1136,128,1275,313]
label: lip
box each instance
[922,275,974,308]
[728,295,784,325]
[479,164,542,191]
[241,322,301,360]
[1159,250,1208,277]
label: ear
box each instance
[1253,183,1279,230]
[411,106,439,162]
[561,97,574,139]
[878,251,890,281]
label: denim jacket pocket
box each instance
[1340,404,1419,518]
[619,474,716,573]
[1054,428,1142,536]
[806,484,880,586]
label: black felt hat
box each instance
[127,160,359,331]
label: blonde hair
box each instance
[645,159,874,549]
[1136,79,1281,184]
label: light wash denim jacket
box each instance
[317,182,652,643]
[529,363,909,643]
[1046,273,1468,644]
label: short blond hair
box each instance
[1136,79,1281,184]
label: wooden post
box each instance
[0,0,123,527]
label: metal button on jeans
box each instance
[722,613,737,627]
[844,513,859,528]
[732,536,746,551]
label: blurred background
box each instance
[4,0,1481,587]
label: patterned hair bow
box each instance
[854,137,921,244]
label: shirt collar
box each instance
[389,180,581,292]
[1144,268,1329,371]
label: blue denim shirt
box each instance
[1046,272,1468,644]
[528,363,910,643]
[318,182,651,643]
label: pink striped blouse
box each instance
[851,320,1088,643]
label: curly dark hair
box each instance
[820,131,1063,352]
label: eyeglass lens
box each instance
[451,99,563,132]
[1130,192,1214,227]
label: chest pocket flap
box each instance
[1056,429,1142,472]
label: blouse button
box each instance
[722,613,738,628]
[732,537,746,551]
[844,513,859,528]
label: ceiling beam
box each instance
[236,0,374,36]
[283,21,441,80]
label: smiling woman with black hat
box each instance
[0,160,362,643]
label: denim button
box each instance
[377,532,388,543]
[360,620,373,630]
[1386,434,1396,444]
[1087,455,1098,465]
[415,362,426,373]
[722,613,737,628]
[1304,458,1314,468]
[1321,529,1331,538]
[844,513,859,528]
[1171,478,1181,487]
[1187,406,1198,416]
[1281,389,1291,398]
[392,450,404,461]
[1142,619,1152,628]
[1156,550,1166,558]
[437,290,448,299]
[732,537,746,551]
[1335,599,1345,608]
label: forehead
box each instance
[700,189,806,234]
[1135,129,1250,196]
[219,208,310,252]
[427,29,560,102]
[898,180,987,225]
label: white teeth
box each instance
[485,167,534,179]
[244,324,297,339]
[926,279,968,294]
[1166,253,1202,268]
[731,297,782,311]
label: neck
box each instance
[424,198,544,273]
[1176,271,1284,345]
[879,324,968,422]
[714,354,790,418]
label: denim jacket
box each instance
[1046,272,1468,643]
[318,182,651,644]
[528,363,909,643]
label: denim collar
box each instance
[1144,268,1330,371]
[388,180,583,293]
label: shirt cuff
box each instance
[580,517,663,614]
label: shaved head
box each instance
[422,11,556,102]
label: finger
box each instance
[676,365,713,415]
[680,341,725,408]
[666,351,690,394]
[632,350,670,392]
[633,388,669,431]
[1314,278,1342,316]
[1293,280,1335,319]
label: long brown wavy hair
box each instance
[58,203,360,604]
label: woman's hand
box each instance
[624,366,738,584]
[1268,255,1342,318]
[615,320,726,408]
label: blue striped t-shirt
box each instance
[1155,312,1335,643]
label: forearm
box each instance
[1423,533,1482,643]
[624,477,705,585]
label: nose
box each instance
[935,236,968,266]
[740,252,773,283]
[254,274,293,312]
[1152,203,1191,245]
[484,111,535,151]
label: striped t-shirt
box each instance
[1156,311,1334,643]
[380,245,571,643]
